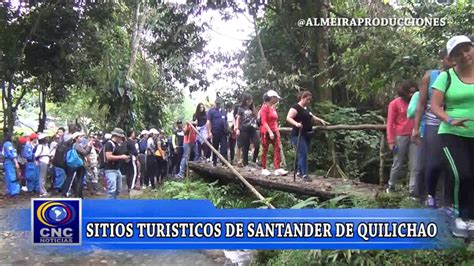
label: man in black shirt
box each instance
[104,128,129,199]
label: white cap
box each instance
[149,128,159,135]
[447,35,472,56]
[140,130,149,136]
[38,133,48,140]
[104,133,112,140]
[71,132,85,140]
[266,89,281,99]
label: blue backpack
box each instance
[66,144,84,168]
[138,138,148,154]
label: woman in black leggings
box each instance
[235,93,260,167]
[431,35,474,237]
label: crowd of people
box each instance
[1,34,473,237]
[1,89,328,200]
[386,35,474,237]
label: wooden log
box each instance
[279,124,386,133]
[189,162,379,200]
[187,122,275,209]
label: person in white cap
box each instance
[137,129,149,188]
[145,128,159,188]
[34,133,51,197]
[259,90,288,176]
[430,35,474,238]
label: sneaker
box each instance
[274,169,288,176]
[302,175,312,182]
[176,174,184,179]
[261,169,271,176]
[452,218,469,238]
[21,186,28,192]
[39,193,50,198]
[425,195,436,208]
[385,185,395,193]
[142,185,147,190]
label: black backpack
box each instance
[98,140,116,169]
[51,140,72,169]
[443,69,452,110]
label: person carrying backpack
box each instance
[410,48,453,208]
[61,132,92,198]
[103,128,129,199]
[430,35,474,237]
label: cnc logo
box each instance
[32,198,81,245]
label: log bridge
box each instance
[187,123,387,203]
[188,161,381,200]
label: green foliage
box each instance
[139,178,255,209]
[262,248,474,266]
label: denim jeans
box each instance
[388,135,422,195]
[105,169,123,199]
[179,143,195,176]
[292,135,310,176]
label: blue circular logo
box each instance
[48,206,68,222]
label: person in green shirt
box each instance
[431,35,474,238]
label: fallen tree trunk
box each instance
[188,162,380,201]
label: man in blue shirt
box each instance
[2,134,21,196]
[207,98,228,166]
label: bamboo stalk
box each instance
[187,122,275,209]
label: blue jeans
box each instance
[105,169,123,199]
[179,143,195,176]
[53,167,66,189]
[292,135,310,176]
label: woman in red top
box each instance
[386,80,421,195]
[260,90,288,176]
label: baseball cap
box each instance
[447,35,472,56]
[140,130,149,136]
[38,133,48,140]
[266,90,281,99]
[29,133,39,140]
[71,132,85,140]
[110,128,126,138]
[149,128,159,135]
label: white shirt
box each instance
[35,144,50,164]
[227,112,234,128]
